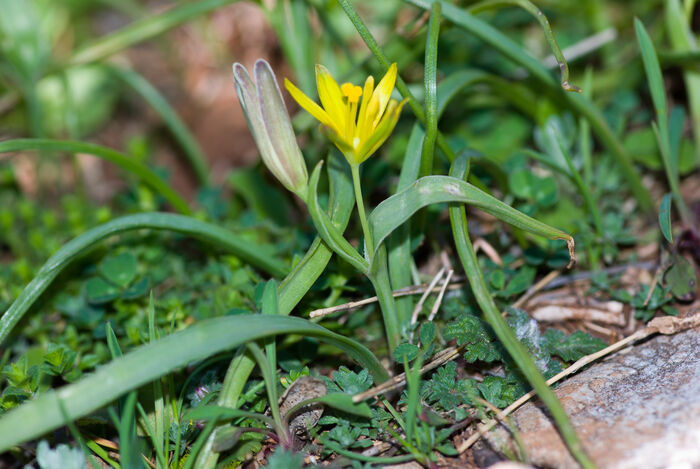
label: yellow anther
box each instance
[341,83,363,103]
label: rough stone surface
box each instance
[486,327,700,469]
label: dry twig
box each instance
[456,313,700,454]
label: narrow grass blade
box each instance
[420,1,441,177]
[110,66,210,186]
[266,0,315,95]
[194,154,356,467]
[666,0,700,166]
[115,392,141,469]
[635,19,668,133]
[0,314,389,452]
[277,151,355,316]
[659,193,673,243]
[465,0,579,91]
[406,0,652,211]
[0,212,288,345]
[388,124,425,326]
[184,406,273,426]
[447,156,596,469]
[147,295,168,466]
[635,19,692,224]
[70,0,238,65]
[246,343,285,441]
[0,139,191,215]
[335,0,457,162]
[285,393,372,420]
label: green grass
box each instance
[0,0,697,467]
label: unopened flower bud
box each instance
[233,59,308,199]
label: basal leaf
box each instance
[369,174,572,270]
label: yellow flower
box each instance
[285,63,407,166]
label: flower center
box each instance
[341,83,362,103]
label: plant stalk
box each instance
[351,164,375,258]
[448,162,596,469]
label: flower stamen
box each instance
[341,83,362,145]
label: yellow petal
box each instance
[315,64,346,132]
[367,63,397,128]
[355,75,374,143]
[284,78,339,134]
[320,124,354,158]
[356,98,407,164]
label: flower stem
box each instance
[369,247,402,353]
[350,163,400,351]
[351,163,374,258]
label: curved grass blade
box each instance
[0,314,388,452]
[465,0,579,91]
[0,139,191,214]
[369,174,574,268]
[335,0,457,162]
[277,151,355,315]
[284,393,372,422]
[109,66,210,186]
[184,406,273,426]
[194,153,356,468]
[447,156,596,469]
[0,212,288,345]
[635,19,692,225]
[70,0,238,65]
[308,161,369,273]
[665,0,700,166]
[405,0,652,211]
[389,124,425,326]
[420,1,441,177]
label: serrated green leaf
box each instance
[420,322,436,346]
[477,376,515,408]
[328,367,373,395]
[424,362,477,411]
[393,343,419,363]
[542,329,606,362]
[444,315,502,363]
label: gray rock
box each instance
[486,327,700,468]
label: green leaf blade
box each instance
[659,193,673,243]
[0,315,388,452]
